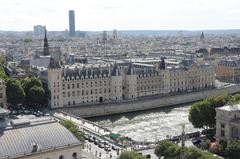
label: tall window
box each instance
[72,84,75,89]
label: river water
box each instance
[89,104,201,142]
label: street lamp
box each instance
[180,124,185,159]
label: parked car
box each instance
[112,145,118,150]
[104,147,111,152]
[94,139,100,145]
[88,137,94,142]
[98,144,105,148]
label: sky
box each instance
[1,0,240,31]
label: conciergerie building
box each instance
[39,57,215,109]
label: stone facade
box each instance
[216,58,240,83]
[46,59,215,108]
[216,104,240,143]
[60,84,240,118]
[18,145,82,159]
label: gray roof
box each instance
[63,67,110,79]
[0,121,81,159]
[217,104,240,112]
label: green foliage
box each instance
[154,140,180,158]
[6,79,25,105]
[22,77,42,92]
[185,147,221,159]
[24,38,32,43]
[0,67,8,80]
[59,120,85,141]
[232,94,240,104]
[189,100,214,128]
[118,151,146,159]
[225,140,240,159]
[28,86,45,106]
[0,54,6,65]
[188,94,240,129]
[155,141,222,159]
[218,140,227,156]
[21,77,46,108]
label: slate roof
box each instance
[48,57,61,69]
[218,59,240,66]
[111,63,119,76]
[127,62,134,75]
[0,121,81,159]
[63,67,110,79]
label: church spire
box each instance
[43,29,49,56]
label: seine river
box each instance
[89,104,201,142]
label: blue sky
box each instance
[1,0,240,31]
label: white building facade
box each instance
[216,105,240,143]
[46,58,215,108]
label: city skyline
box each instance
[1,0,240,31]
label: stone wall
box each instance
[59,85,240,118]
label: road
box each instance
[53,112,121,159]
[84,140,120,159]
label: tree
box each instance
[118,151,146,159]
[155,141,223,159]
[185,147,222,159]
[225,140,240,159]
[232,94,240,104]
[0,55,6,65]
[27,86,45,107]
[24,38,32,43]
[22,77,46,108]
[6,79,25,106]
[59,120,85,141]
[22,77,42,93]
[154,141,180,159]
[189,100,215,128]
[189,94,231,129]
[0,67,8,80]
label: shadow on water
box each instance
[87,103,193,123]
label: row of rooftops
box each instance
[218,58,240,66]
[211,47,240,54]
[45,58,213,79]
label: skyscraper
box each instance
[69,10,75,37]
[33,25,46,35]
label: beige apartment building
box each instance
[46,58,215,108]
[216,58,240,83]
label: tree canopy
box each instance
[118,151,146,159]
[6,79,25,105]
[21,77,47,108]
[225,140,240,159]
[188,94,237,129]
[155,141,223,159]
[59,120,85,141]
[27,86,45,106]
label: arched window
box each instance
[72,152,77,159]
[59,155,64,159]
